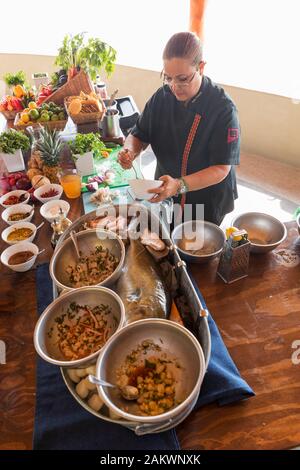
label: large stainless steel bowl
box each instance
[171,220,225,264]
[50,228,125,291]
[297,213,300,236]
[232,212,287,254]
[34,286,125,368]
[95,318,205,425]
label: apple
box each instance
[16,177,31,190]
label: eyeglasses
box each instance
[162,70,198,88]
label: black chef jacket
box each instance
[130,76,241,225]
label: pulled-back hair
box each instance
[163,32,203,65]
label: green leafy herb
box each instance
[55,33,116,81]
[3,71,26,87]
[68,133,107,158]
[0,130,30,154]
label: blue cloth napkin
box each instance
[33,263,254,450]
[188,274,255,407]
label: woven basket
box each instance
[42,70,95,106]
[64,96,105,124]
[13,113,67,132]
[0,109,18,121]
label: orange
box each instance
[21,113,30,123]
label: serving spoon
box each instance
[70,230,81,260]
[88,374,139,401]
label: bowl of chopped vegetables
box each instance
[94,318,206,425]
[33,286,126,368]
[50,228,126,292]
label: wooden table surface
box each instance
[0,192,299,450]
[1,116,300,449]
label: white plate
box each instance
[129,179,162,201]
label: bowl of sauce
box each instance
[1,222,37,245]
[1,241,39,272]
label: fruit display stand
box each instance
[13,114,67,132]
[42,70,95,106]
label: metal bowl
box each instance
[232,212,287,253]
[171,220,225,264]
[50,229,126,291]
[34,286,125,368]
[95,318,206,425]
[296,213,300,236]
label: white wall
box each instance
[1,53,299,168]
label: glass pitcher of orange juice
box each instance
[59,168,81,199]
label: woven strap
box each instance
[180,113,201,209]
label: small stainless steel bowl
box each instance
[34,286,125,368]
[50,229,125,291]
[171,220,225,264]
[232,212,287,254]
[95,318,206,424]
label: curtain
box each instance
[189,0,207,41]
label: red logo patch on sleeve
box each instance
[227,128,239,143]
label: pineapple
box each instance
[35,127,63,183]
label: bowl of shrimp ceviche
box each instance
[34,286,125,368]
[95,318,206,424]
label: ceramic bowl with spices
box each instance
[0,190,30,208]
[34,183,63,204]
[1,221,39,245]
[1,241,39,272]
[2,203,34,225]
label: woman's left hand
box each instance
[148,175,180,203]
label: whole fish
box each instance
[116,236,170,324]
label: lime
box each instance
[29,108,39,120]
[51,114,58,121]
[40,112,50,122]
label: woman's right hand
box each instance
[118,148,135,169]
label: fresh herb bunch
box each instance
[55,33,117,81]
[69,133,109,159]
[0,129,30,154]
[3,71,26,87]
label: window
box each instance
[204,0,300,99]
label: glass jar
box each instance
[94,80,108,99]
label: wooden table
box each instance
[0,192,300,450]
[1,116,300,449]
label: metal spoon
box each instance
[36,221,44,231]
[26,248,46,262]
[70,230,81,259]
[88,374,139,401]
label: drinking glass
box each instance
[58,168,81,199]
